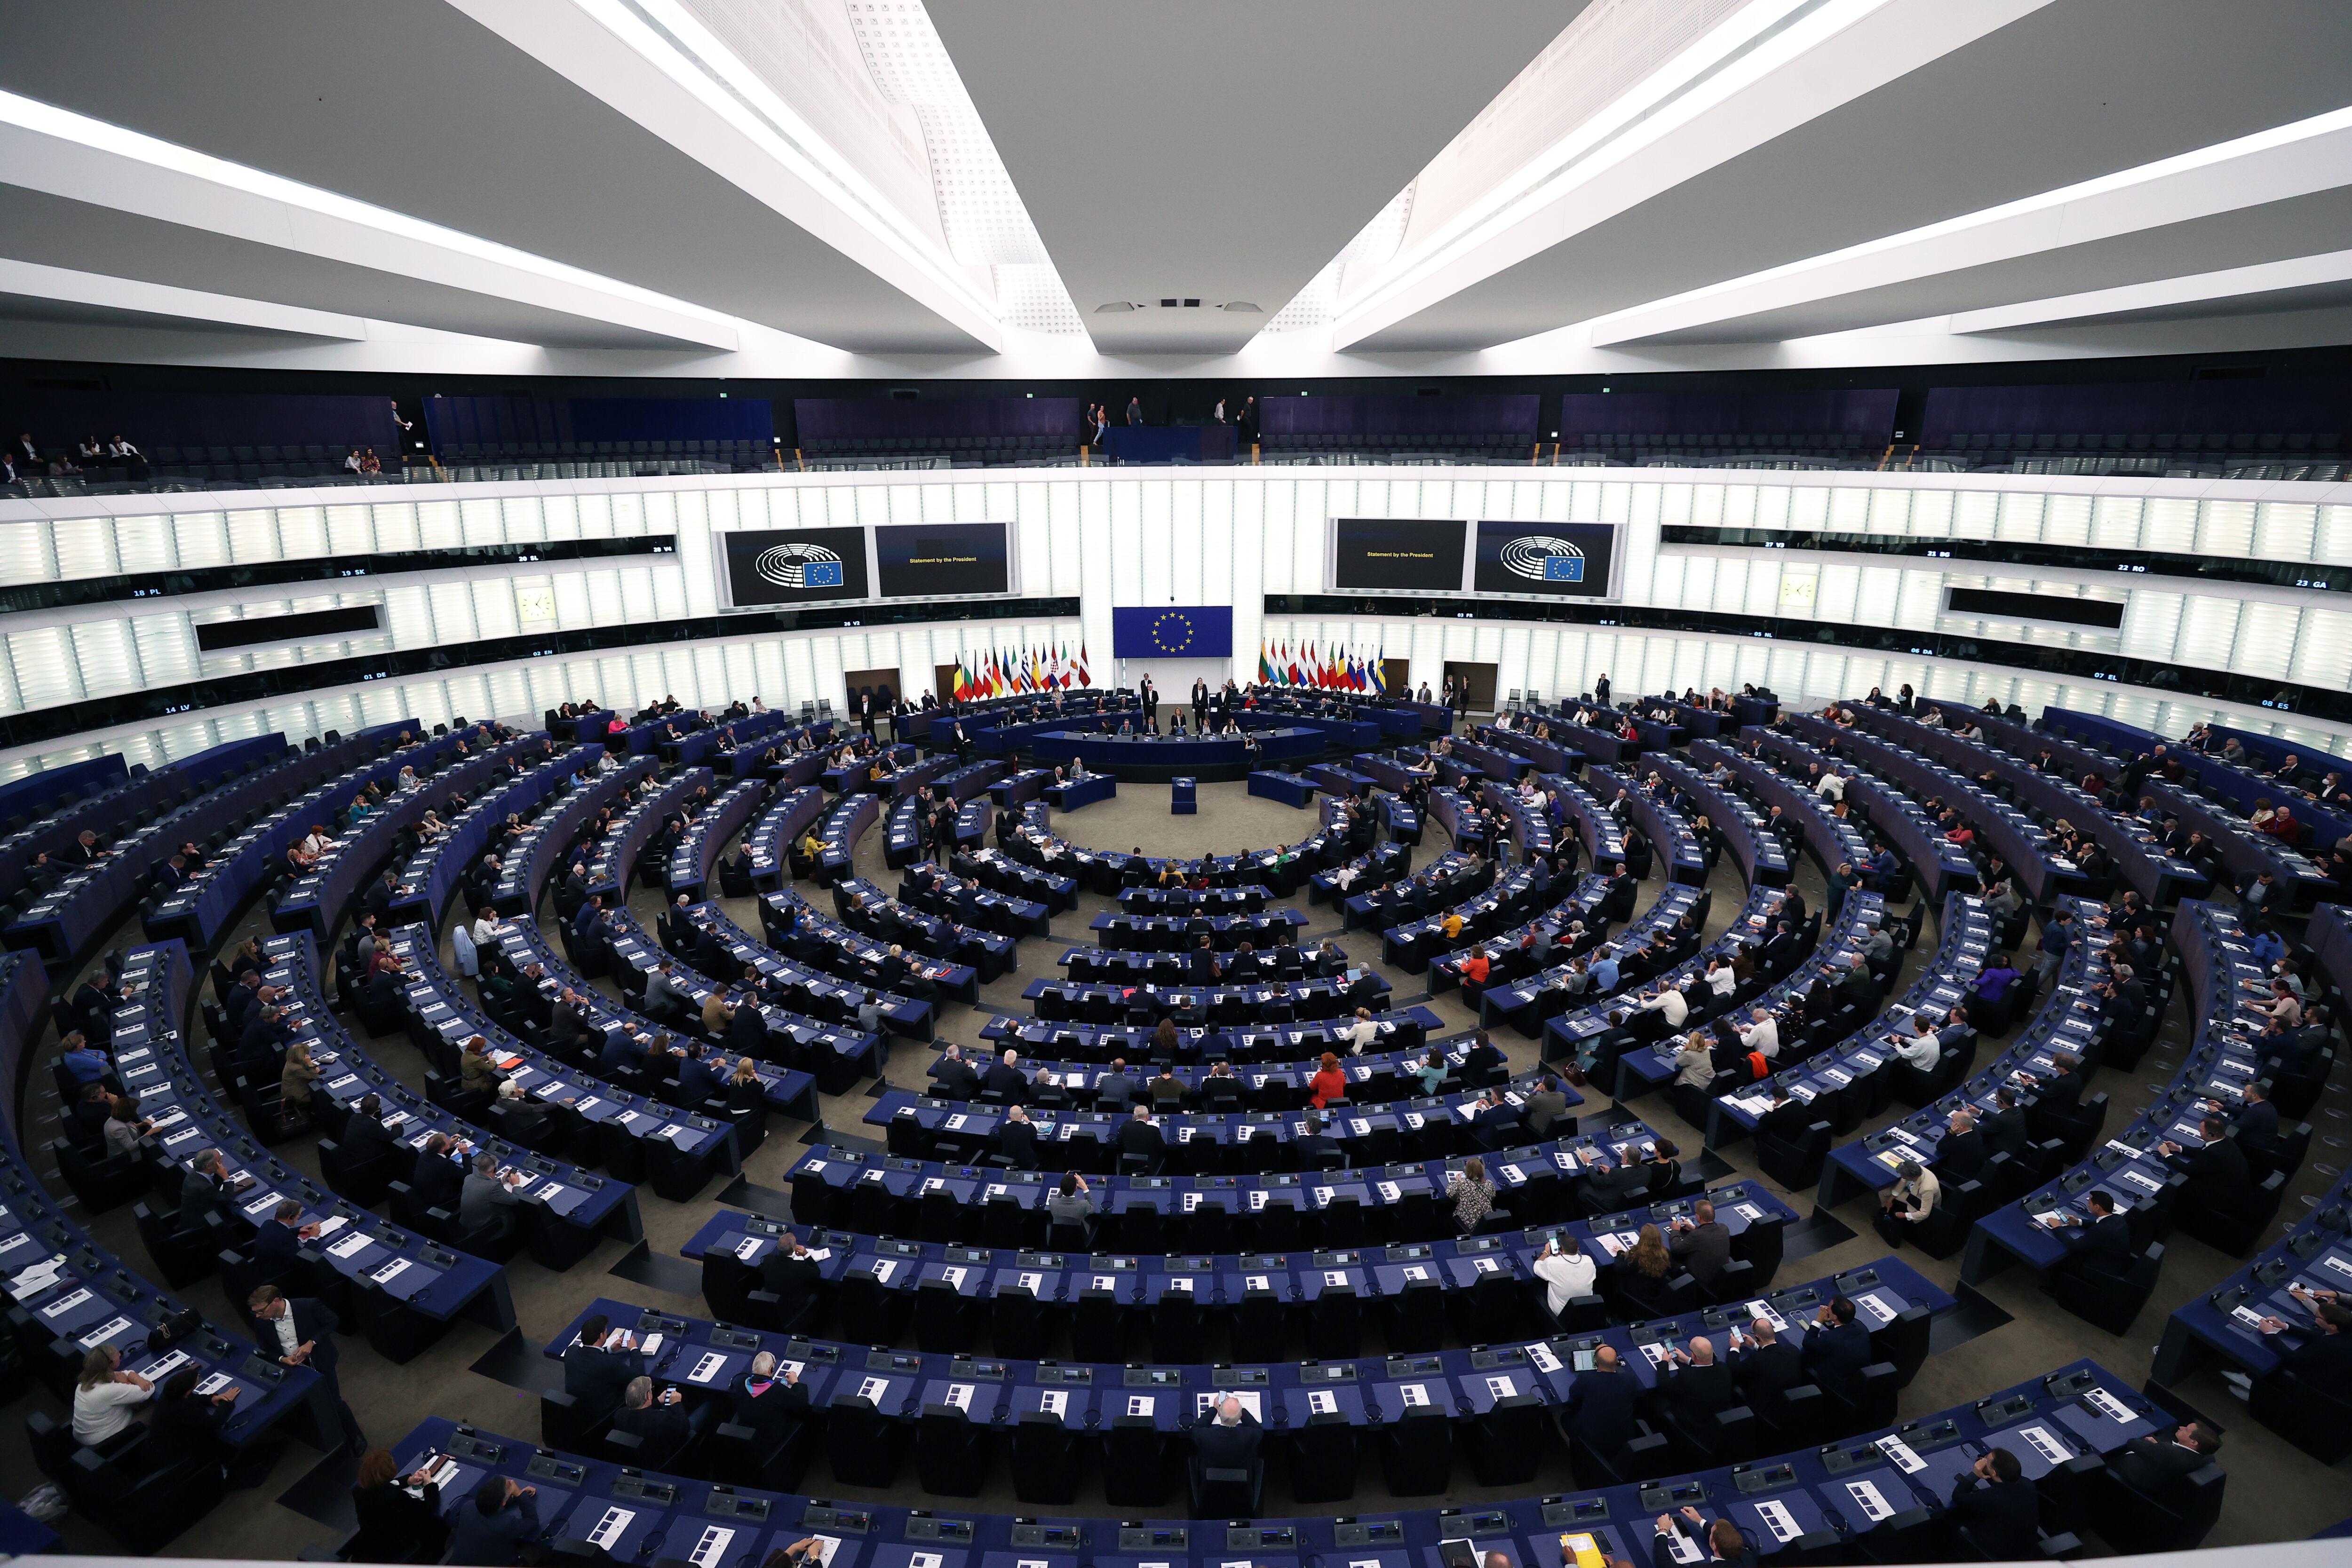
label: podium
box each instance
[1170,777,1197,815]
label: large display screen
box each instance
[874,522,1011,598]
[1332,518,1466,591]
[721,526,871,606]
[1472,521,1617,598]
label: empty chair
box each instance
[825,1394,907,1486]
[1377,1404,1453,1496]
[914,1404,988,1496]
[1009,1410,1081,1503]
[1465,1394,1545,1485]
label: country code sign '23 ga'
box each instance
[1473,521,1617,598]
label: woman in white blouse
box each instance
[72,1346,153,1447]
[1532,1235,1598,1316]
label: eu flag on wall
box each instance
[1111,606,1233,658]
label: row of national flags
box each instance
[1258,639,1387,693]
[950,642,1090,701]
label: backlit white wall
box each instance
[0,465,2346,779]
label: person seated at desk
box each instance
[1874,1158,1941,1247]
[351,1447,452,1563]
[1798,1296,1872,1400]
[2105,1421,2222,1491]
[613,1374,706,1465]
[2043,1187,2132,1284]
[1307,1051,1348,1109]
[1668,1199,1732,1287]
[1725,1317,1803,1405]
[448,1476,540,1568]
[1191,1393,1262,1482]
[1149,1064,1186,1111]
[1653,1333,1735,1428]
[1116,1103,1166,1172]
[1560,1342,1642,1453]
[72,1345,153,1449]
[984,1047,1030,1102]
[994,1103,1041,1169]
[2233,1292,2352,1399]
[1650,1509,1752,1568]
[2018,1049,2085,1117]
[1943,1447,2039,1558]
[564,1313,646,1420]
[1935,1108,1987,1185]
[2158,1117,2251,1211]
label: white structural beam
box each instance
[0,257,368,337]
[447,0,1007,354]
[0,89,744,351]
[1328,0,2045,351]
[1950,247,2352,333]
[1588,106,2352,347]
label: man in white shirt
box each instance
[1736,1006,1779,1062]
[1531,1235,1598,1316]
[1891,1021,1941,1071]
[1637,983,1688,1028]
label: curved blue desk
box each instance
[1028,727,1324,782]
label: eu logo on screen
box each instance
[803,562,843,587]
[1543,555,1585,582]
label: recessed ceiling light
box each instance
[1095,301,1136,313]
[1220,301,1261,313]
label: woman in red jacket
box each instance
[1307,1051,1348,1110]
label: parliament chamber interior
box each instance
[0,3,2349,1566]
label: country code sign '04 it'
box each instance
[722,526,871,605]
[1472,521,1618,599]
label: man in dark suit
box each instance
[251,1199,316,1275]
[564,1313,647,1418]
[409,1132,468,1214]
[1727,1319,1804,1406]
[984,1048,1031,1102]
[1798,1296,1872,1401]
[1945,1448,2040,1558]
[2252,1299,2352,1397]
[449,1476,540,1566]
[1579,1154,1649,1219]
[1116,1105,1166,1173]
[2161,1117,2251,1212]
[1667,1201,1732,1289]
[994,1104,1041,1169]
[612,1375,706,1465]
[2023,1051,2085,1118]
[1294,1115,1340,1169]
[339,1093,401,1165]
[2214,1083,2281,1165]
[248,1286,357,1447]
[930,1045,981,1101]
[1979,1086,2031,1159]
[1655,1334,1736,1431]
[1755,1088,1815,1146]
[2048,1188,2133,1283]
[1191,1394,1262,1482]
[1562,1345,1641,1451]
[179,1148,244,1235]
[2104,1423,2220,1491]
[759,1232,824,1328]
[1935,1109,1988,1187]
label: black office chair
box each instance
[1377,1404,1454,1496]
[1383,1278,1446,1352]
[914,1404,988,1495]
[990,1284,1047,1359]
[1072,1287,1126,1362]
[2085,1450,2225,1552]
[1308,1285,1363,1359]
[914,1277,977,1353]
[1232,1288,1286,1362]
[1465,1393,1545,1485]
[1103,1415,1169,1506]
[825,1394,906,1486]
[1289,1410,1359,1503]
[1010,1410,1081,1503]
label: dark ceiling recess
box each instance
[1945,587,2125,630]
